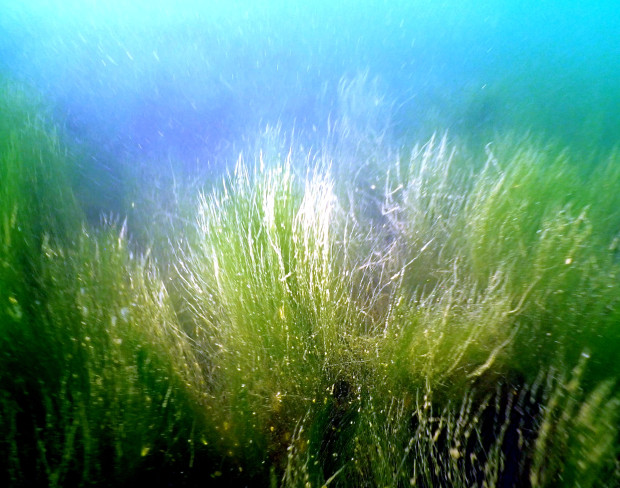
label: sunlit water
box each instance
[2,0,618,167]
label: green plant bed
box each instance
[2,80,620,486]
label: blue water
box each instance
[1,0,619,165]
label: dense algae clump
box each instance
[1,78,620,487]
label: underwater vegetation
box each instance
[1,73,620,488]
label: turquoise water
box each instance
[1,0,618,164]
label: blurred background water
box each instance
[1,0,619,174]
